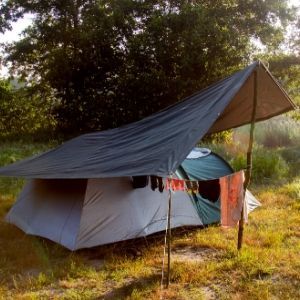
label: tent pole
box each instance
[237,65,259,250]
[166,189,172,288]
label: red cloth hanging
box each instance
[219,170,245,228]
[166,178,185,191]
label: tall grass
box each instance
[234,115,300,149]
[230,146,289,183]
[202,142,293,184]
[203,115,300,183]
[279,146,300,177]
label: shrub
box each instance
[230,146,289,183]
[0,80,57,141]
[202,130,233,144]
[279,146,300,177]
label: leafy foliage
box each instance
[267,55,300,120]
[231,146,289,183]
[0,0,294,134]
[0,79,56,140]
[255,6,300,120]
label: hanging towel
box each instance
[158,177,164,193]
[150,176,158,191]
[185,180,193,194]
[150,176,164,193]
[132,176,149,189]
[219,171,245,228]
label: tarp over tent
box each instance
[5,149,260,250]
[0,61,296,179]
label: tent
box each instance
[5,149,260,250]
[0,61,296,250]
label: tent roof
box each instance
[0,61,296,179]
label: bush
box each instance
[0,79,57,141]
[202,130,233,144]
[230,146,289,183]
[279,146,300,177]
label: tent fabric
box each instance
[5,150,261,250]
[208,65,295,133]
[6,178,202,250]
[178,152,233,223]
[177,151,261,224]
[181,152,233,180]
[186,148,211,159]
[0,61,296,179]
[75,178,201,250]
[6,179,85,249]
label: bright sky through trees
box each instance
[0,0,299,76]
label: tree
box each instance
[268,55,300,103]
[255,9,300,120]
[0,0,295,134]
[0,78,56,139]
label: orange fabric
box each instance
[166,178,185,191]
[219,171,245,228]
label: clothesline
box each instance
[164,170,246,181]
[147,170,245,193]
[145,171,246,229]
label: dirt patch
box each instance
[85,258,105,271]
[25,267,41,276]
[172,246,219,263]
[201,286,217,300]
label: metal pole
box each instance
[237,65,259,250]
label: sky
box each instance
[0,0,299,76]
[1,14,33,44]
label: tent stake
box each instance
[237,66,259,250]
[166,189,172,288]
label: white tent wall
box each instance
[6,177,202,250]
[6,179,86,250]
[75,178,202,250]
[6,176,261,250]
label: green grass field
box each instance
[0,142,299,299]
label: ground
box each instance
[0,142,299,299]
[0,182,299,299]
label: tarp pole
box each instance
[237,65,259,250]
[166,189,172,288]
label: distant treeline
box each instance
[0,1,299,139]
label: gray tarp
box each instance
[0,61,296,178]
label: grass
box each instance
[234,116,300,149]
[0,141,299,299]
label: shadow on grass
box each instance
[97,274,160,299]
[0,221,205,269]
